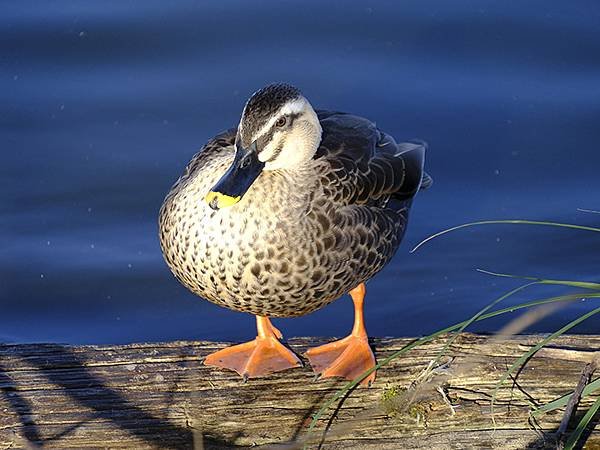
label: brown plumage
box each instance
[159,111,429,317]
[158,84,430,383]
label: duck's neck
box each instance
[250,161,318,219]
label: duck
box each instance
[159,83,431,386]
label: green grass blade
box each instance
[476,269,600,290]
[491,306,600,417]
[411,220,600,253]
[304,292,600,441]
[532,378,600,416]
[564,395,600,450]
[430,282,538,368]
[577,208,600,214]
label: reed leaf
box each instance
[564,395,600,450]
[476,269,600,290]
[532,377,600,416]
[411,220,600,253]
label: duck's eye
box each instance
[240,156,251,168]
[275,116,287,128]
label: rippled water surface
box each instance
[3,1,600,344]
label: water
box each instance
[2,1,599,344]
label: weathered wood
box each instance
[0,334,598,449]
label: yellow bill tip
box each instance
[205,191,241,209]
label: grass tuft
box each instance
[490,306,600,420]
[304,292,600,444]
[303,217,600,449]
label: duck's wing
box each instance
[162,128,236,200]
[183,128,237,179]
[315,110,429,208]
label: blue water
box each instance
[2,1,599,344]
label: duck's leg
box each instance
[305,283,376,387]
[204,316,302,379]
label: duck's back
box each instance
[315,110,429,213]
[159,111,429,317]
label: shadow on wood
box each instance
[0,344,235,449]
[0,335,598,449]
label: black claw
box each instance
[242,373,249,383]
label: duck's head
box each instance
[206,83,322,210]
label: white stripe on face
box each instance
[245,97,307,144]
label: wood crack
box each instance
[0,333,598,449]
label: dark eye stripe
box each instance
[257,129,275,151]
[287,112,300,125]
[266,140,285,163]
[256,112,301,156]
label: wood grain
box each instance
[0,334,598,449]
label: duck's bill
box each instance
[205,141,265,210]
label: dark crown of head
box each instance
[239,83,302,147]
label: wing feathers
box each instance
[315,111,430,208]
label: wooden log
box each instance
[0,334,598,449]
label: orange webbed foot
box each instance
[204,316,301,379]
[305,283,376,387]
[305,334,376,386]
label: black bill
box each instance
[205,141,265,210]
